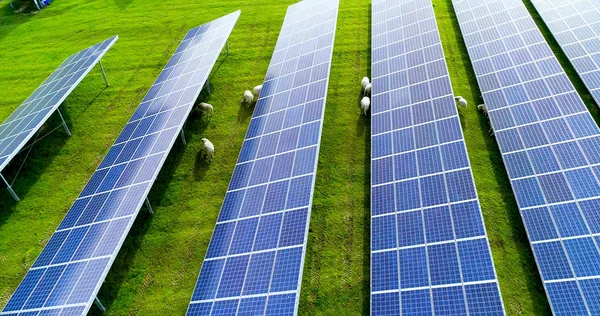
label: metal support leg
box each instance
[226,40,230,56]
[0,173,19,202]
[204,80,211,94]
[99,61,109,87]
[180,130,187,146]
[94,297,106,313]
[57,108,71,137]
[145,198,154,215]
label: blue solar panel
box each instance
[530,0,600,106]
[187,1,338,315]
[371,0,504,314]
[452,0,600,314]
[0,36,117,199]
[0,11,240,316]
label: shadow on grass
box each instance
[209,52,230,84]
[237,102,253,123]
[0,110,71,215]
[66,85,109,122]
[0,3,34,42]
[445,0,551,313]
[0,74,111,213]
[193,153,210,182]
[359,112,371,316]
[113,0,133,10]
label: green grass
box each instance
[1,0,592,314]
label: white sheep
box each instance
[361,97,371,116]
[243,90,254,107]
[201,138,215,162]
[477,103,488,115]
[455,96,468,108]
[364,83,372,96]
[253,85,263,97]
[478,103,494,136]
[361,77,370,92]
[195,102,213,117]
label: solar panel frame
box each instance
[530,0,600,107]
[451,0,600,314]
[0,12,240,316]
[186,1,339,315]
[370,0,505,315]
[0,36,118,175]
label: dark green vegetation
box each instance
[2,0,594,314]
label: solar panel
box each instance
[0,11,240,316]
[186,1,338,315]
[0,36,118,201]
[370,0,505,315]
[530,0,600,107]
[452,0,600,314]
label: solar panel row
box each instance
[1,11,240,316]
[452,0,600,314]
[0,36,118,201]
[6,0,600,315]
[530,0,600,107]
[187,1,338,315]
[370,0,504,315]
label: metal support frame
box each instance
[1,173,19,202]
[0,59,110,203]
[0,105,71,202]
[57,108,72,136]
[2,104,72,203]
[145,198,154,215]
[99,60,109,87]
[226,40,230,56]
[94,297,106,313]
[204,79,211,95]
[180,130,187,146]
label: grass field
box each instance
[1,0,596,314]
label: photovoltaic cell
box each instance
[186,1,338,315]
[0,36,117,174]
[530,0,600,106]
[452,0,600,314]
[371,0,504,315]
[0,11,240,316]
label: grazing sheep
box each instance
[195,102,213,117]
[361,77,370,91]
[243,90,254,107]
[364,83,372,96]
[477,103,488,115]
[253,85,263,97]
[455,96,468,108]
[478,104,494,136]
[361,97,371,116]
[201,138,215,162]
